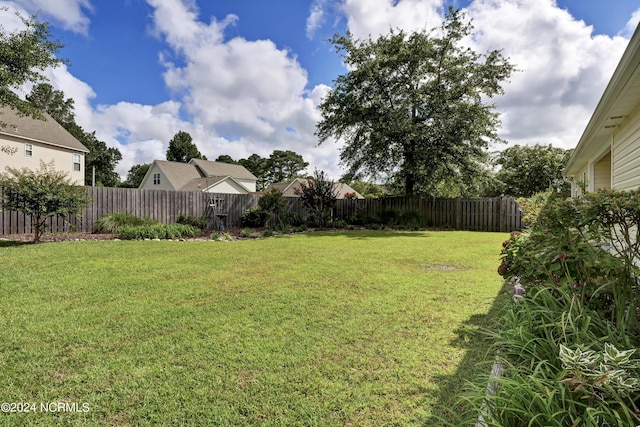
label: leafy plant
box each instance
[117,224,199,240]
[0,161,89,242]
[93,212,157,234]
[176,214,209,230]
[241,207,269,227]
[294,169,338,228]
[258,188,287,227]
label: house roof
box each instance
[266,178,365,199]
[565,23,640,177]
[189,158,257,180]
[143,159,257,191]
[153,160,203,190]
[0,106,89,153]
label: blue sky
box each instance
[3,0,640,180]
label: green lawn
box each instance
[0,230,507,426]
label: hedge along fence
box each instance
[0,186,522,235]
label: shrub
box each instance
[397,210,426,230]
[117,224,199,240]
[376,209,398,226]
[329,219,347,229]
[241,207,269,227]
[240,229,253,238]
[94,212,157,234]
[258,188,287,227]
[294,169,338,228]
[471,189,640,426]
[280,210,303,227]
[516,189,554,228]
[0,161,89,242]
[176,214,209,230]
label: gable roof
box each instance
[143,159,257,191]
[265,178,364,199]
[189,158,257,180]
[565,24,640,177]
[153,160,203,190]
[0,106,89,153]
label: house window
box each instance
[153,173,161,185]
[73,154,81,171]
[25,143,33,157]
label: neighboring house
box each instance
[266,178,365,199]
[0,106,88,185]
[565,24,640,195]
[139,159,257,194]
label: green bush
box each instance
[93,212,157,234]
[375,209,398,226]
[241,207,269,227]
[117,224,199,240]
[470,189,640,426]
[280,210,303,227]
[397,210,426,230]
[329,219,347,229]
[176,214,209,230]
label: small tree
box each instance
[258,188,287,228]
[295,170,338,228]
[0,161,89,242]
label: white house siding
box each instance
[139,163,177,191]
[593,152,612,191]
[207,179,249,195]
[236,178,256,192]
[0,134,85,185]
[612,110,640,191]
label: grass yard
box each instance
[1,230,507,426]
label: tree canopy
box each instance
[316,8,514,196]
[26,83,122,187]
[166,131,206,163]
[216,150,309,191]
[0,11,65,119]
[492,144,574,198]
[122,163,151,188]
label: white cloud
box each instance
[145,0,331,176]
[306,1,325,39]
[341,0,444,40]
[9,0,93,34]
[464,0,629,149]
[621,8,640,38]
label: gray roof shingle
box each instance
[0,107,89,153]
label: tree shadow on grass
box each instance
[423,286,512,426]
[0,240,31,248]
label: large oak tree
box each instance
[316,9,514,196]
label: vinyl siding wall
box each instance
[593,152,612,191]
[139,163,177,191]
[0,134,85,184]
[612,108,640,191]
[207,179,249,195]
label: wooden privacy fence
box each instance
[0,186,522,235]
[0,186,259,235]
[333,196,522,232]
